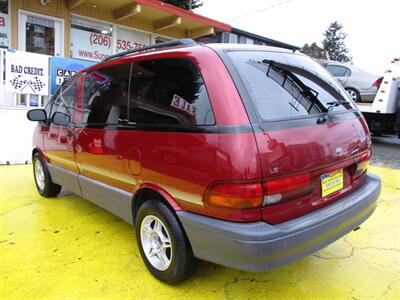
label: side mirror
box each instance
[27,109,47,122]
[52,112,71,126]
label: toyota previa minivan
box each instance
[27,39,381,284]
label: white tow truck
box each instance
[357,58,400,138]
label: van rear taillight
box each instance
[204,181,263,209]
[263,173,311,205]
[353,149,371,179]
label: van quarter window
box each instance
[82,63,130,127]
[129,58,215,126]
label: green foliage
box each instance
[301,42,326,59]
[162,0,203,10]
[322,21,352,62]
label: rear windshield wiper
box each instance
[255,60,325,114]
[317,100,351,124]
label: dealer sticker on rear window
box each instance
[321,169,344,197]
[170,94,196,116]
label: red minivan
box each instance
[27,39,381,284]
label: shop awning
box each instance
[69,0,231,39]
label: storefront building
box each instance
[1,0,231,105]
[7,0,230,57]
[0,0,298,164]
[0,0,233,163]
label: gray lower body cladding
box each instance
[47,162,381,272]
[48,163,134,224]
[177,173,381,272]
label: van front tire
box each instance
[135,200,197,285]
[33,153,61,197]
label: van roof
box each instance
[79,40,300,74]
[101,39,297,64]
[205,43,297,54]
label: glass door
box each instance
[18,11,64,57]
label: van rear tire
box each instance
[33,153,61,197]
[135,200,197,284]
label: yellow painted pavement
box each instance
[1,165,399,299]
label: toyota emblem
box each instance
[336,147,344,156]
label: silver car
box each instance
[319,60,381,102]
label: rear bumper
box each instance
[177,173,381,272]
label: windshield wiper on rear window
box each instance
[316,100,351,124]
[252,60,326,114]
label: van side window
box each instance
[51,76,78,121]
[82,64,130,127]
[129,58,215,126]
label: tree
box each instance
[301,42,326,59]
[162,0,203,10]
[322,21,352,62]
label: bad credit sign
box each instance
[5,50,49,96]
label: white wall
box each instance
[0,107,36,164]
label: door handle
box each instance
[66,130,74,138]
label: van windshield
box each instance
[227,51,355,121]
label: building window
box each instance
[229,33,238,44]
[239,36,247,44]
[239,36,254,45]
[220,32,230,43]
[70,16,113,62]
[116,26,151,53]
[0,0,9,48]
[25,16,55,55]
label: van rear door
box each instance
[225,50,371,224]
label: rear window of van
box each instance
[227,51,355,122]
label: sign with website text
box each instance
[70,28,113,62]
[0,12,8,48]
[5,50,49,95]
[116,27,151,53]
[50,57,94,94]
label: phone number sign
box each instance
[70,28,113,62]
[116,27,152,53]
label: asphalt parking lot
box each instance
[371,135,400,169]
[1,141,399,299]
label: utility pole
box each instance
[188,0,193,10]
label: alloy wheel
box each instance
[140,215,172,271]
[34,159,45,191]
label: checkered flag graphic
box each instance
[28,76,45,92]
[9,75,27,90]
